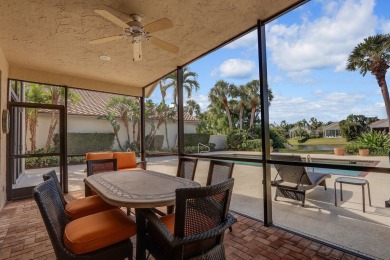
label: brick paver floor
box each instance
[0,191,364,260]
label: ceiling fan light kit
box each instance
[90,9,178,61]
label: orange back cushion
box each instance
[86,152,113,160]
[113,152,137,169]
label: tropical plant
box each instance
[209,80,236,130]
[356,131,390,148]
[44,87,80,151]
[164,66,200,107]
[184,99,201,117]
[346,34,390,130]
[106,96,133,144]
[25,84,50,153]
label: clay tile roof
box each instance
[66,89,198,121]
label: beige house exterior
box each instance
[369,119,389,133]
[322,122,341,138]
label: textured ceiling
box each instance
[0,0,305,96]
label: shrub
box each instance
[184,143,215,153]
[184,134,210,146]
[269,128,287,148]
[243,139,262,151]
[54,133,115,155]
[226,129,249,150]
[297,136,309,143]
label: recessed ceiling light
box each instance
[100,55,111,61]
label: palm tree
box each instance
[209,80,236,130]
[106,96,133,144]
[244,80,274,129]
[164,66,200,107]
[44,87,80,151]
[346,34,390,130]
[184,99,201,117]
[25,84,49,153]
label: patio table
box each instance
[85,169,200,260]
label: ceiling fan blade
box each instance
[94,9,129,28]
[133,41,142,61]
[144,18,173,33]
[149,37,179,54]
[89,35,125,44]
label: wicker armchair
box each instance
[177,157,198,180]
[206,160,234,186]
[33,179,133,259]
[271,154,330,206]
[43,170,116,219]
[137,179,236,260]
[85,158,118,197]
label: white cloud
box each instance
[269,90,381,123]
[218,59,255,79]
[379,18,390,33]
[267,0,377,74]
[224,31,257,49]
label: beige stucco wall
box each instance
[0,47,9,210]
[31,114,197,151]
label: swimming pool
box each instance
[203,154,377,177]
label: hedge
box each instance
[184,133,210,147]
[54,133,115,155]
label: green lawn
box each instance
[287,137,349,146]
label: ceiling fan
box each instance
[90,9,179,61]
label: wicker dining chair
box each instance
[137,179,236,260]
[43,170,116,220]
[33,179,133,259]
[206,160,235,186]
[160,157,199,215]
[177,157,198,180]
[85,158,118,197]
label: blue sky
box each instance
[150,0,390,124]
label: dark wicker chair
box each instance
[206,160,234,186]
[33,179,133,260]
[162,157,199,215]
[43,169,67,207]
[177,157,198,180]
[137,179,236,260]
[271,154,331,207]
[85,158,118,197]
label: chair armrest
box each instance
[136,161,147,170]
[138,209,236,248]
[137,208,174,243]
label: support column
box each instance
[140,89,146,167]
[177,66,184,156]
[258,20,272,226]
[62,87,68,193]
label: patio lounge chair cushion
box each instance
[65,195,117,219]
[64,208,137,254]
[113,152,137,170]
[160,213,175,234]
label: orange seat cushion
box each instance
[64,208,136,255]
[119,167,143,171]
[160,213,175,234]
[86,152,113,160]
[65,195,117,219]
[113,152,137,170]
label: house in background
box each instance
[31,89,198,151]
[369,119,389,133]
[322,122,341,138]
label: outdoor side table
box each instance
[334,177,371,213]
